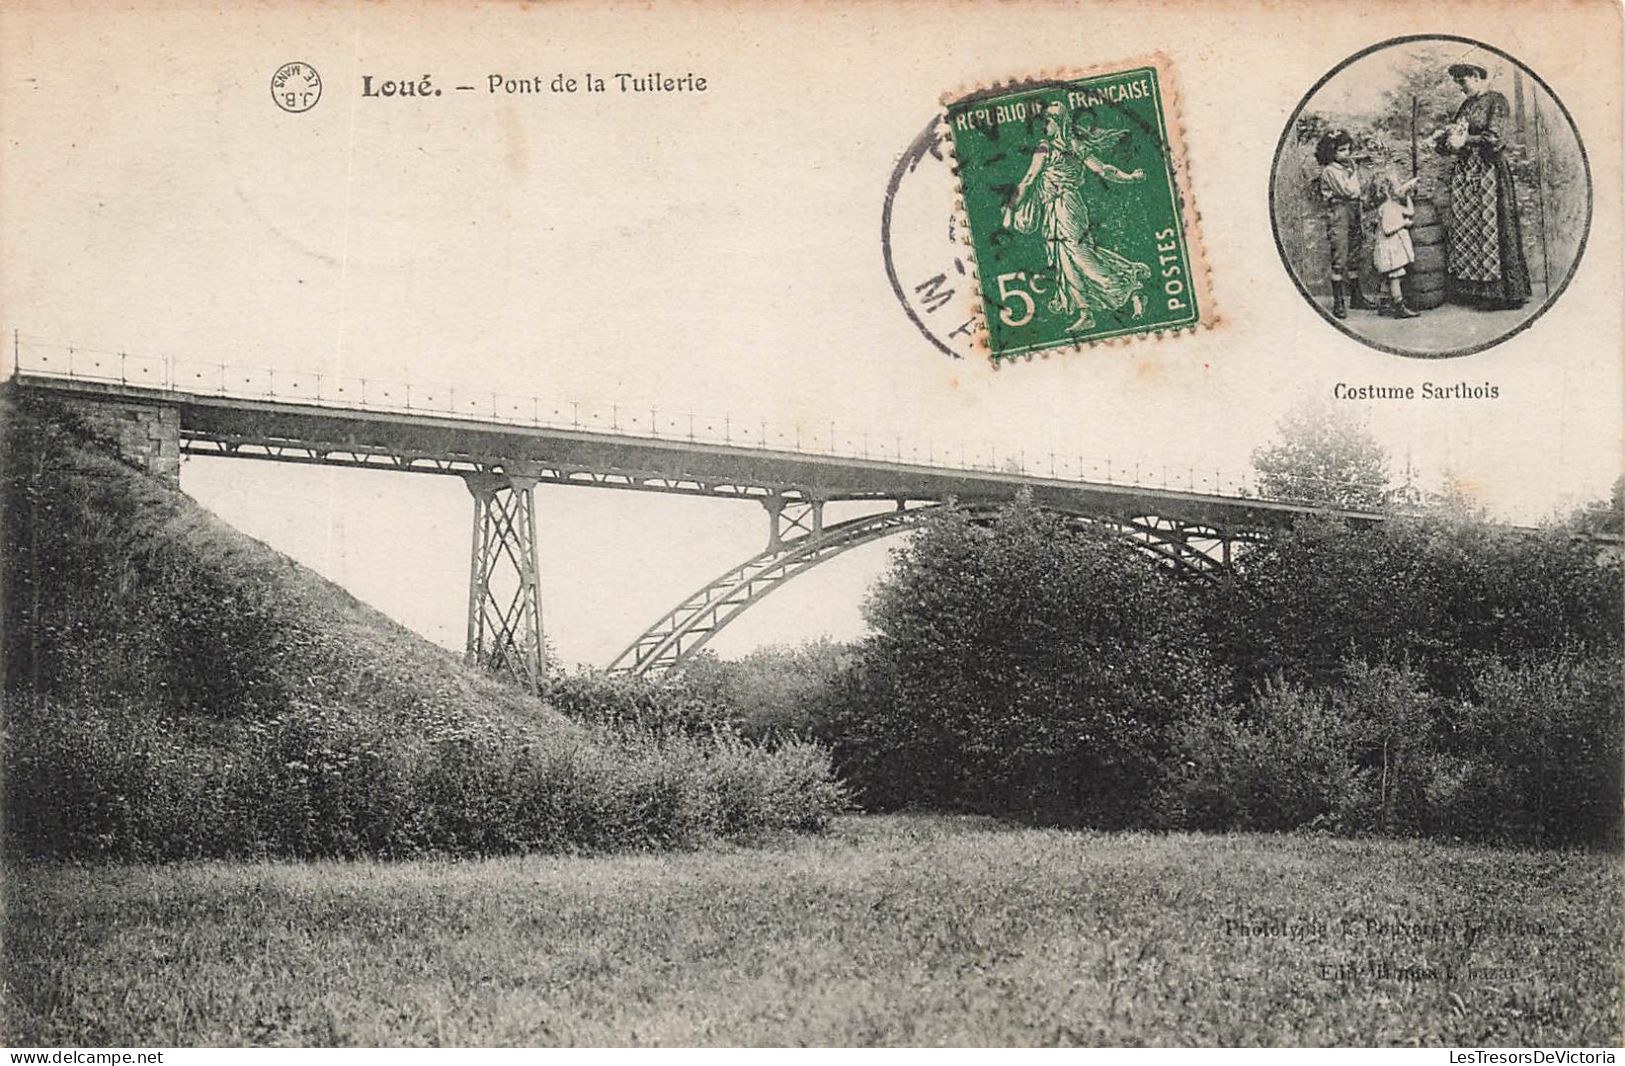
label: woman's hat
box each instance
[1447,63,1489,80]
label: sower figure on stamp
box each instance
[1003,102,1153,333]
[1314,130,1377,318]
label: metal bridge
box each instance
[7,338,1389,686]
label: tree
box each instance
[1250,402,1390,510]
[676,639,855,741]
[1426,468,1492,519]
[1565,477,1624,536]
[1374,44,1462,146]
[831,494,1224,824]
[1208,512,1623,699]
[1203,515,1437,694]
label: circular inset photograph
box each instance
[1270,36,1591,358]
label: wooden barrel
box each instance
[1403,198,1448,310]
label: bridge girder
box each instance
[11,374,1414,688]
[185,426,1262,681]
[609,500,1256,677]
[172,419,1269,680]
[606,502,952,676]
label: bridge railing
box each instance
[6,335,1360,503]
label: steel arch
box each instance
[611,501,1258,677]
[608,503,951,675]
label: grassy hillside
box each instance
[5,815,1617,1046]
[0,389,842,859]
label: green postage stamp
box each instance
[944,56,1215,361]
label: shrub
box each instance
[831,496,1226,825]
[1210,515,1622,699]
[1160,678,1370,832]
[1444,655,1623,846]
[1160,657,1623,848]
[1335,660,1442,835]
[541,671,730,738]
[677,641,855,742]
[2,692,846,860]
[1,392,846,860]
[696,734,850,835]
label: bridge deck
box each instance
[14,373,1380,532]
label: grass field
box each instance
[4,815,1618,1047]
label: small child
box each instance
[1372,168,1421,319]
[1313,130,1375,318]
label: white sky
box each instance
[4,2,1620,666]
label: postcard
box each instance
[2,0,1620,1050]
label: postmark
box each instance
[943,56,1214,363]
[881,120,981,360]
[271,62,323,114]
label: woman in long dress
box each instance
[1003,103,1152,332]
[1436,63,1532,309]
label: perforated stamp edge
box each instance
[938,53,1219,366]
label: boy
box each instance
[1314,131,1376,318]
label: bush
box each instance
[1,392,846,860]
[1160,657,1623,848]
[676,640,854,742]
[831,496,1226,825]
[3,692,847,860]
[541,671,731,738]
[546,644,855,747]
[1160,677,1370,832]
[1210,515,1622,699]
[1335,660,1443,835]
[1444,655,1623,847]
